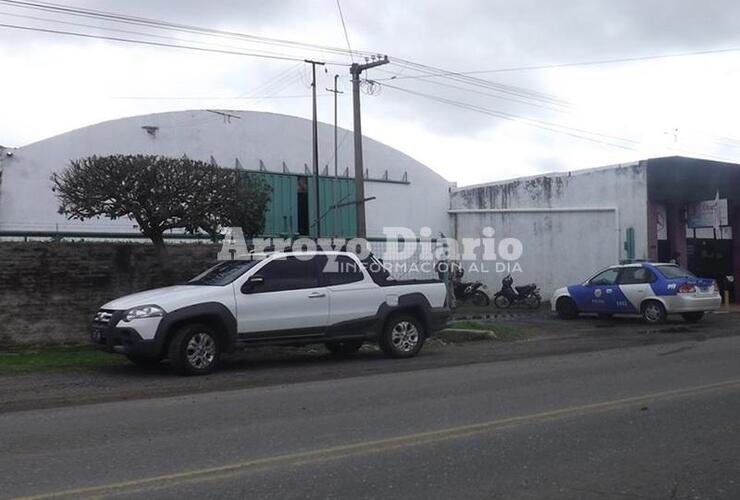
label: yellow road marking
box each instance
[12,378,740,500]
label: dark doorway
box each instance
[657,240,671,263]
[687,238,735,300]
[296,176,309,236]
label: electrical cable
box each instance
[0,22,312,61]
[0,0,369,59]
[336,0,354,63]
[379,46,740,79]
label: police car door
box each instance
[615,266,655,314]
[575,267,621,313]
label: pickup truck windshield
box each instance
[188,260,261,286]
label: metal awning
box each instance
[647,157,740,204]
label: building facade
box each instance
[2,112,738,302]
[450,157,740,300]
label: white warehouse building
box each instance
[0,109,452,239]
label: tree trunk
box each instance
[150,231,168,256]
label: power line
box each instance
[381,82,644,151]
[335,0,354,63]
[237,63,302,99]
[0,22,311,61]
[397,75,571,113]
[110,93,340,100]
[252,70,306,105]
[389,58,570,106]
[382,82,739,163]
[0,10,312,58]
[0,0,368,59]
[380,46,740,80]
[0,0,566,110]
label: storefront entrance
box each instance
[646,157,740,303]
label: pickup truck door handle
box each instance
[308,292,326,298]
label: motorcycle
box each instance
[450,268,490,306]
[493,274,541,309]
[453,280,491,306]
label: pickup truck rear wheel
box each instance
[325,340,364,355]
[168,323,221,376]
[380,313,425,358]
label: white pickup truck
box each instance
[92,251,450,375]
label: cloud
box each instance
[2,0,740,185]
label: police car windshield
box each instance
[188,260,261,286]
[655,265,695,279]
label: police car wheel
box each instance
[681,312,704,323]
[556,297,579,320]
[641,301,666,324]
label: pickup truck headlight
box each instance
[124,305,165,322]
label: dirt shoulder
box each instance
[0,310,738,414]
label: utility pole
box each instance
[350,55,388,238]
[326,74,343,236]
[305,59,325,238]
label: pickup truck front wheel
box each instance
[380,313,425,358]
[168,324,221,376]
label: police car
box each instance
[552,262,721,324]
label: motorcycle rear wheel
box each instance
[472,290,490,307]
[494,295,511,309]
[525,295,541,309]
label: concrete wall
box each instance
[449,162,649,297]
[0,241,220,346]
[0,110,451,238]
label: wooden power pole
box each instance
[326,74,343,236]
[305,59,325,238]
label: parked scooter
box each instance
[451,268,490,306]
[493,274,541,309]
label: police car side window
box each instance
[618,267,656,285]
[589,269,619,286]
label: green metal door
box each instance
[248,172,356,238]
[260,173,298,237]
[307,176,357,238]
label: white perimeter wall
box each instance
[0,110,451,238]
[449,163,649,298]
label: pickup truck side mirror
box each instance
[241,275,264,293]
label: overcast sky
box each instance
[2,0,740,185]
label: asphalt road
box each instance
[2,332,740,499]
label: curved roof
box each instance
[0,110,452,236]
[16,109,447,184]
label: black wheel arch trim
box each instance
[376,292,449,337]
[154,302,238,356]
